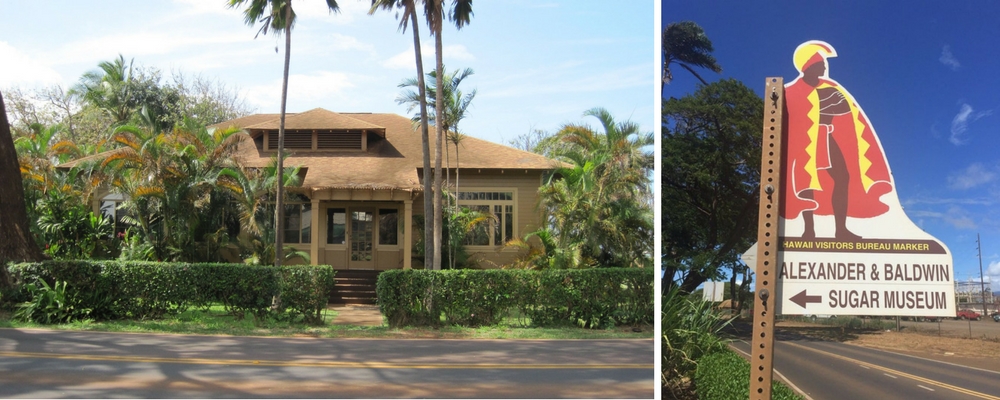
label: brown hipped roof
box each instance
[244,108,384,132]
[225,110,559,192]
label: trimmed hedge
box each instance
[279,265,337,323]
[695,350,803,400]
[376,268,653,328]
[5,260,335,322]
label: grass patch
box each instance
[0,307,652,340]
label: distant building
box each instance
[955,278,995,314]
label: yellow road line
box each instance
[785,342,1000,400]
[0,351,650,370]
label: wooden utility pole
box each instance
[750,77,784,399]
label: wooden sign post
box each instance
[749,77,784,400]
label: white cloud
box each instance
[0,41,63,87]
[903,196,995,206]
[911,206,978,229]
[295,0,371,24]
[948,163,998,190]
[381,44,475,70]
[69,32,249,63]
[244,71,355,109]
[950,103,991,145]
[939,45,960,71]
[988,260,1000,291]
[171,0,231,16]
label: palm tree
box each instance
[218,159,303,265]
[98,121,245,261]
[228,0,340,268]
[72,55,137,125]
[395,66,476,269]
[370,0,435,270]
[539,108,654,268]
[426,0,473,270]
[14,123,83,183]
[662,21,722,89]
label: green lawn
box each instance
[0,306,653,340]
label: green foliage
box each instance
[14,280,93,324]
[7,261,332,323]
[661,285,731,385]
[118,229,156,261]
[524,269,653,328]
[188,263,280,320]
[535,108,653,269]
[278,265,336,324]
[411,207,483,270]
[662,79,762,293]
[694,350,803,400]
[36,190,114,260]
[377,268,653,328]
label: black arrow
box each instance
[790,290,822,308]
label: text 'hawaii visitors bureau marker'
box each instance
[772,40,957,317]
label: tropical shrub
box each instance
[14,280,93,324]
[533,108,654,269]
[376,268,653,328]
[7,261,334,322]
[661,285,731,387]
[279,265,337,324]
[695,350,802,400]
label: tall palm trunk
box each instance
[451,141,460,269]
[274,3,293,268]
[445,136,453,269]
[408,9,434,270]
[432,14,444,271]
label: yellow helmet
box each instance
[793,40,837,73]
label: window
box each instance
[327,208,346,244]
[99,194,128,236]
[458,191,515,246]
[379,209,399,245]
[283,203,311,244]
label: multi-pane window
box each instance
[283,203,311,243]
[99,194,128,236]
[458,191,515,246]
[327,208,346,244]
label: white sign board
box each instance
[703,281,724,302]
[760,40,957,317]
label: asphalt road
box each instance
[732,339,1000,400]
[0,329,654,398]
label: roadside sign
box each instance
[759,40,957,318]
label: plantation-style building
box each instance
[80,108,558,271]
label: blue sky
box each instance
[0,0,654,148]
[665,1,1000,291]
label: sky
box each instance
[0,0,655,148]
[665,1,1000,291]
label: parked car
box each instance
[956,309,981,320]
[991,312,1000,322]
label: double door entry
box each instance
[326,205,400,270]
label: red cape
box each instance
[781,78,893,219]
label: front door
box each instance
[348,208,375,269]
